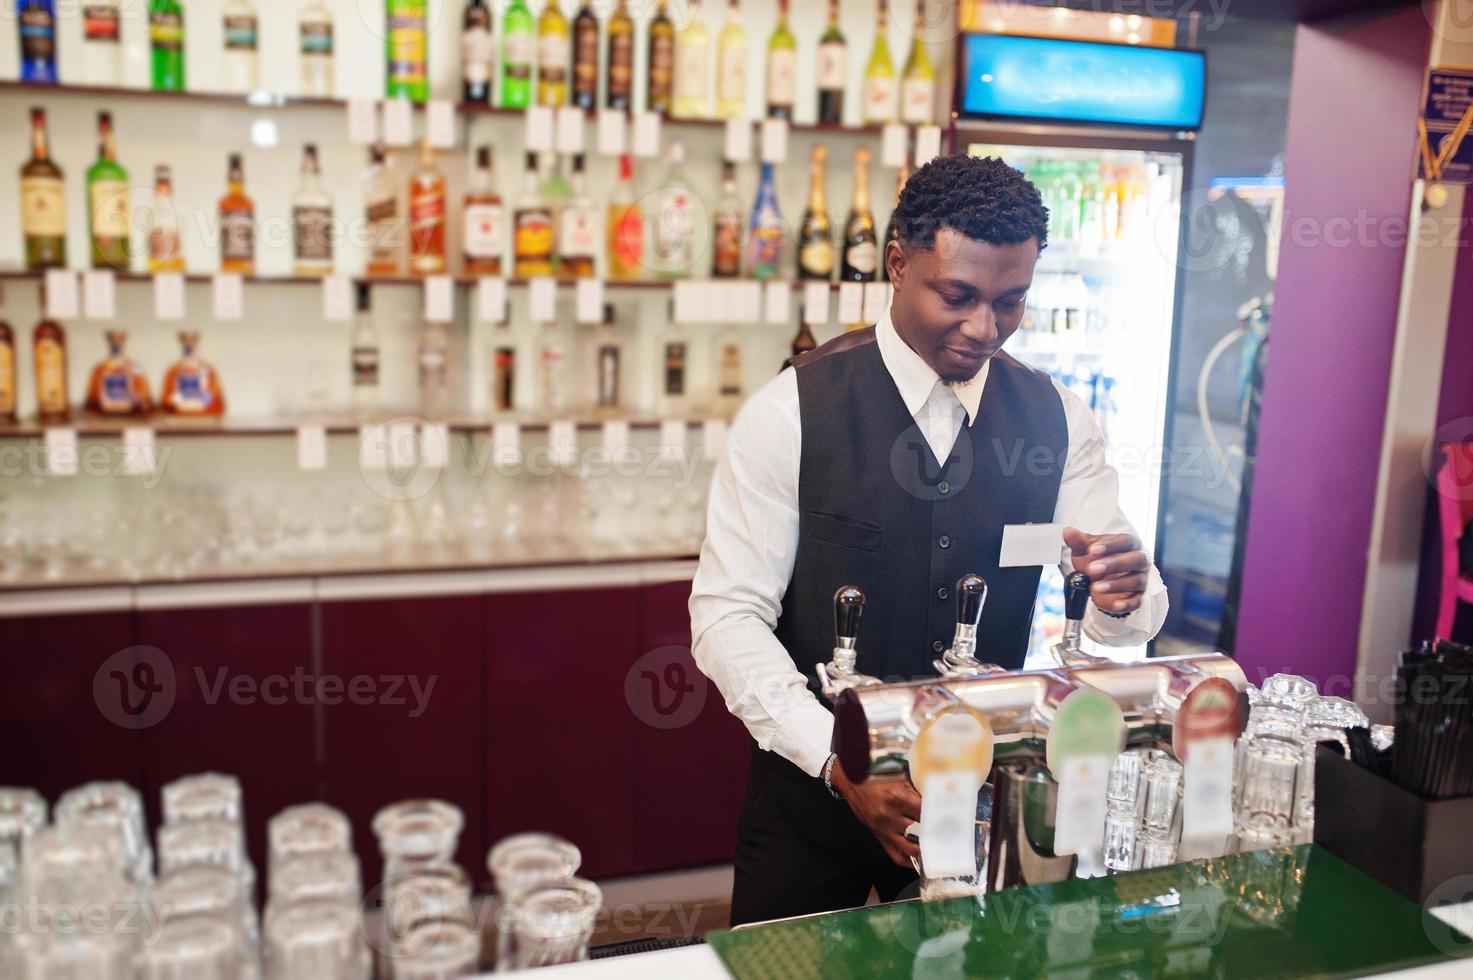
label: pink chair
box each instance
[1436,443,1473,640]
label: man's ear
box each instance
[883,239,907,287]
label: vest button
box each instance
[932,640,945,654]
[938,481,950,495]
[937,587,949,601]
[938,535,950,549]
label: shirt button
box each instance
[939,535,950,549]
[937,587,949,601]
[938,481,950,495]
[932,640,945,654]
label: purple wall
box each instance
[1234,8,1429,687]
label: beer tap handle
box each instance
[1064,572,1091,622]
[935,573,1002,676]
[1055,572,1105,668]
[956,573,987,630]
[818,586,873,700]
[835,585,864,650]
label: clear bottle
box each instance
[712,161,742,278]
[87,111,130,271]
[541,153,572,274]
[463,146,504,277]
[222,0,260,94]
[900,6,934,126]
[571,1,598,110]
[539,322,565,413]
[293,144,334,277]
[815,0,846,125]
[462,0,494,104]
[672,0,709,120]
[351,283,380,417]
[299,0,335,97]
[862,0,896,125]
[148,165,184,273]
[502,0,535,108]
[537,0,569,108]
[513,152,554,278]
[606,154,642,281]
[558,155,598,279]
[218,153,255,276]
[745,161,783,280]
[364,143,400,277]
[652,141,696,279]
[715,0,747,120]
[419,320,450,418]
[408,140,447,275]
[646,0,674,114]
[765,0,796,119]
[83,0,123,86]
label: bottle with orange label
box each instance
[0,286,16,423]
[86,331,152,416]
[606,154,642,281]
[161,331,225,417]
[513,152,554,278]
[408,139,446,275]
[33,285,68,422]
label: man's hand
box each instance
[1063,527,1150,616]
[829,759,921,868]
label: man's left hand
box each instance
[1063,527,1149,616]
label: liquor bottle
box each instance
[660,327,687,414]
[862,0,895,124]
[607,154,642,281]
[765,0,796,119]
[652,141,695,278]
[33,295,68,422]
[745,161,783,280]
[161,331,225,416]
[841,147,877,282]
[816,0,846,125]
[596,330,620,410]
[293,144,333,277]
[149,0,185,92]
[299,0,334,97]
[715,0,746,120]
[418,320,449,418]
[536,0,569,108]
[671,0,708,120]
[408,140,447,275]
[797,145,834,280]
[222,0,259,93]
[351,284,380,416]
[83,0,123,86]
[493,346,515,412]
[571,1,598,110]
[901,7,935,126]
[790,319,816,358]
[218,154,255,275]
[364,143,399,277]
[503,0,535,108]
[86,331,152,416]
[881,161,907,281]
[386,0,429,103]
[21,108,65,270]
[513,152,554,278]
[463,146,504,276]
[18,0,58,84]
[711,161,742,278]
[539,321,565,412]
[540,154,572,270]
[646,0,674,114]
[0,287,15,423]
[716,332,742,410]
[462,0,494,104]
[147,166,184,273]
[606,0,633,110]
[558,155,597,278]
[87,112,131,271]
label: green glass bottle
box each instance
[149,0,185,92]
[502,0,535,109]
[87,112,130,270]
[386,0,429,103]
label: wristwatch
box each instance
[821,753,843,800]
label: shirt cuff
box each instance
[769,698,838,778]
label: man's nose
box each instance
[958,305,998,346]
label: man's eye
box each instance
[940,293,970,307]
[996,298,1026,311]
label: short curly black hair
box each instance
[893,154,1049,252]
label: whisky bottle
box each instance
[716,332,742,411]
[840,147,877,282]
[502,0,535,109]
[712,161,742,278]
[33,293,68,422]
[513,152,555,278]
[161,331,225,417]
[790,319,816,358]
[900,6,935,126]
[493,345,516,412]
[797,145,833,280]
[607,154,642,280]
[672,0,709,120]
[147,166,184,273]
[571,1,598,110]
[0,287,16,423]
[596,318,620,410]
[18,0,58,84]
[606,0,633,110]
[218,154,255,276]
[764,0,796,119]
[462,0,494,104]
[87,111,131,271]
[149,0,185,92]
[815,0,846,125]
[715,0,747,120]
[292,144,334,277]
[408,140,447,275]
[558,154,598,278]
[463,146,504,277]
[222,0,259,94]
[21,108,65,271]
[536,0,569,108]
[660,327,688,415]
[299,0,334,97]
[86,331,152,416]
[351,283,380,417]
[386,0,429,103]
[364,143,400,277]
[646,0,674,114]
[83,0,122,86]
[862,0,896,124]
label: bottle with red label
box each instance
[607,155,642,281]
[409,139,447,275]
[83,0,122,85]
[558,155,597,278]
[86,331,152,417]
[463,146,503,276]
[161,332,225,417]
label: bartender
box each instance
[689,154,1168,925]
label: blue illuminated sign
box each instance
[959,34,1205,130]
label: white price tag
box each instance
[382,97,414,147]
[121,427,157,477]
[1000,522,1066,568]
[724,118,753,162]
[296,424,328,471]
[387,421,418,470]
[597,109,627,156]
[702,419,728,462]
[1052,754,1112,856]
[43,427,78,476]
[881,123,909,169]
[837,282,864,324]
[1179,737,1236,861]
[420,422,450,468]
[529,277,557,322]
[321,274,353,322]
[44,270,79,320]
[575,278,605,324]
[347,98,379,144]
[492,420,522,467]
[426,100,456,148]
[802,282,830,324]
[863,281,891,323]
[477,276,508,323]
[764,281,790,325]
[728,281,762,323]
[915,125,942,167]
[549,419,578,466]
[918,772,981,879]
[83,271,116,320]
[525,105,555,152]
[423,275,455,323]
[213,273,244,321]
[671,281,700,324]
[601,419,629,453]
[153,273,185,320]
[760,117,789,163]
[631,110,661,158]
[358,424,389,470]
[555,106,586,154]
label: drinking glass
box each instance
[486,834,580,901]
[1236,736,1301,845]
[268,851,362,909]
[1104,751,1145,872]
[1137,751,1183,869]
[152,864,258,956]
[263,898,370,980]
[157,819,248,878]
[372,800,463,874]
[163,774,244,825]
[54,781,153,888]
[499,878,602,971]
[269,804,353,874]
[139,912,247,980]
[392,920,482,979]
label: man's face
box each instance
[885,228,1039,384]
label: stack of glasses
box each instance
[266,802,369,980]
[1104,749,1184,872]
[372,799,479,979]
[0,788,48,975]
[487,832,602,972]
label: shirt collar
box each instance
[875,311,989,427]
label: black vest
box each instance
[773,328,1068,688]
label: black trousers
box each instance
[729,745,918,926]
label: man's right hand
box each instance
[829,758,922,868]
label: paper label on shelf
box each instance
[597,109,627,156]
[1179,736,1235,861]
[296,424,328,471]
[358,424,388,470]
[529,277,557,322]
[477,276,508,323]
[702,419,728,462]
[525,105,555,152]
[837,282,864,324]
[881,123,909,169]
[672,281,701,323]
[44,427,78,477]
[121,427,157,477]
[632,111,661,158]
[347,98,379,144]
[764,281,790,325]
[575,278,605,324]
[863,281,891,323]
[423,275,455,323]
[153,273,185,321]
[722,281,760,323]
[915,125,942,167]
[213,273,244,321]
[918,771,982,879]
[549,419,578,466]
[492,421,522,467]
[318,274,350,322]
[44,270,79,320]
[1000,522,1066,568]
[760,118,789,163]
[419,422,450,469]
[1053,753,1111,856]
[83,270,116,320]
[555,106,586,154]
[386,421,417,470]
[724,118,753,162]
[382,97,414,147]
[802,282,830,325]
[602,419,629,453]
[426,100,456,148]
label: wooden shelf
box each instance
[0,412,732,439]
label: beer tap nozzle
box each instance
[817,586,878,700]
[1053,572,1109,667]
[934,573,1004,677]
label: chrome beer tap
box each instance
[816,586,879,700]
[1053,572,1110,668]
[934,573,1004,677]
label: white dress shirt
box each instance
[689,312,1169,778]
